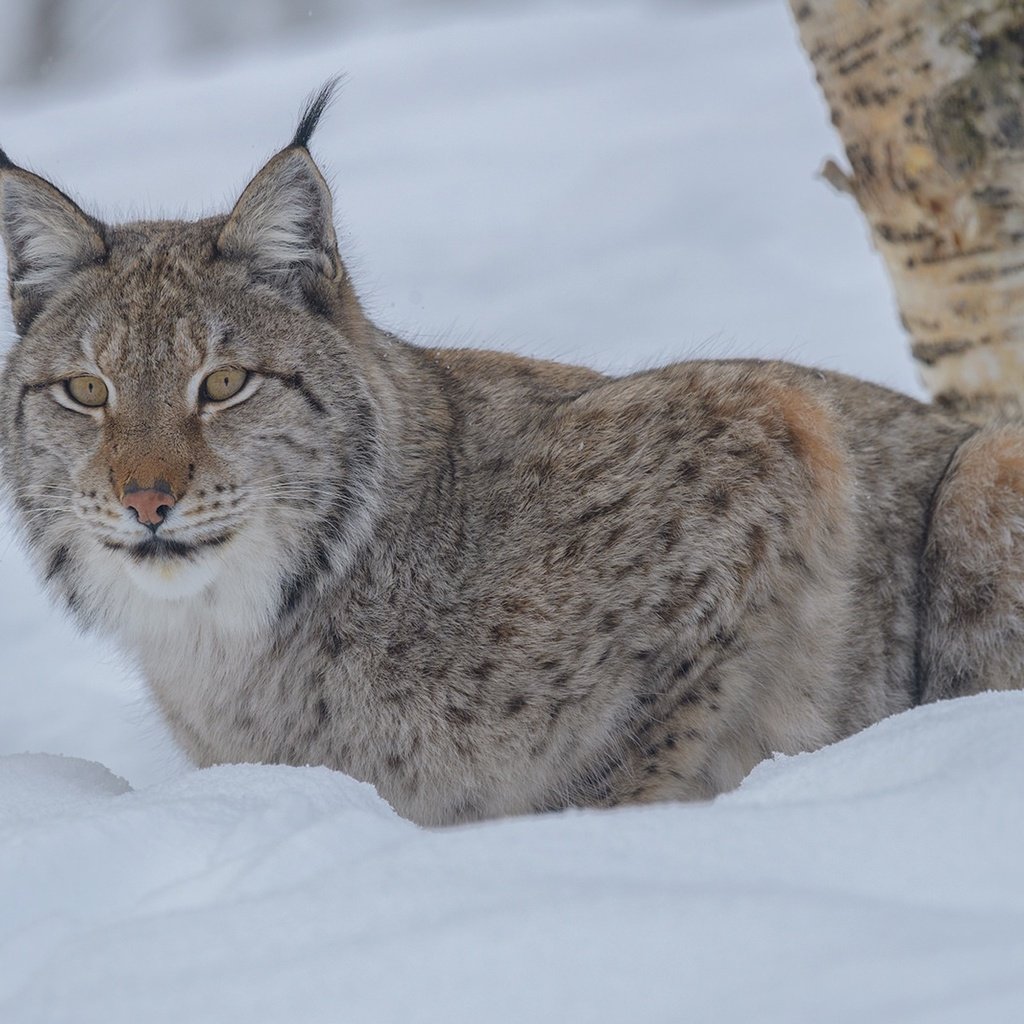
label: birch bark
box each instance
[790,1,1024,420]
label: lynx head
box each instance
[0,82,381,639]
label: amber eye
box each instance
[65,375,108,408]
[201,367,248,403]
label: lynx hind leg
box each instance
[920,425,1024,702]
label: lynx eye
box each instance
[201,367,249,403]
[65,375,108,408]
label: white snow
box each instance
[1,3,1021,1022]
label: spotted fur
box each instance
[2,88,1022,825]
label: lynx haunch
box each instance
[2,84,1021,825]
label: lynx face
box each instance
[8,267,312,603]
[0,88,380,635]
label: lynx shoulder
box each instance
[2,86,1022,825]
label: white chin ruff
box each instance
[88,522,283,641]
[122,549,223,600]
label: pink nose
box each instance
[122,486,176,527]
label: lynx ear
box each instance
[216,146,340,301]
[0,150,107,334]
[216,83,343,309]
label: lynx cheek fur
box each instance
[3,85,1024,826]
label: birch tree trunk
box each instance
[790,1,1024,421]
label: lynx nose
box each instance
[122,483,176,530]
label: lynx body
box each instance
[2,89,1022,825]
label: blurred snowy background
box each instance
[2,2,1022,1022]
[0,0,755,90]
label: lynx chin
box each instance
[2,83,1022,826]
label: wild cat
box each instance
[2,84,1022,826]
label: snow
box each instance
[4,696,1024,1022]
[0,2,1021,1022]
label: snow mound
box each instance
[2,695,1023,1024]
[0,753,131,823]
[736,688,1024,803]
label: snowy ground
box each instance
[1,2,1022,1022]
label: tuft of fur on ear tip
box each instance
[0,147,14,170]
[291,77,342,150]
[217,81,345,309]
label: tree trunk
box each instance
[789,0,1024,421]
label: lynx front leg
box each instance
[920,426,1024,702]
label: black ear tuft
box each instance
[0,147,14,170]
[291,77,342,150]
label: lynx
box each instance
[2,85,1023,826]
